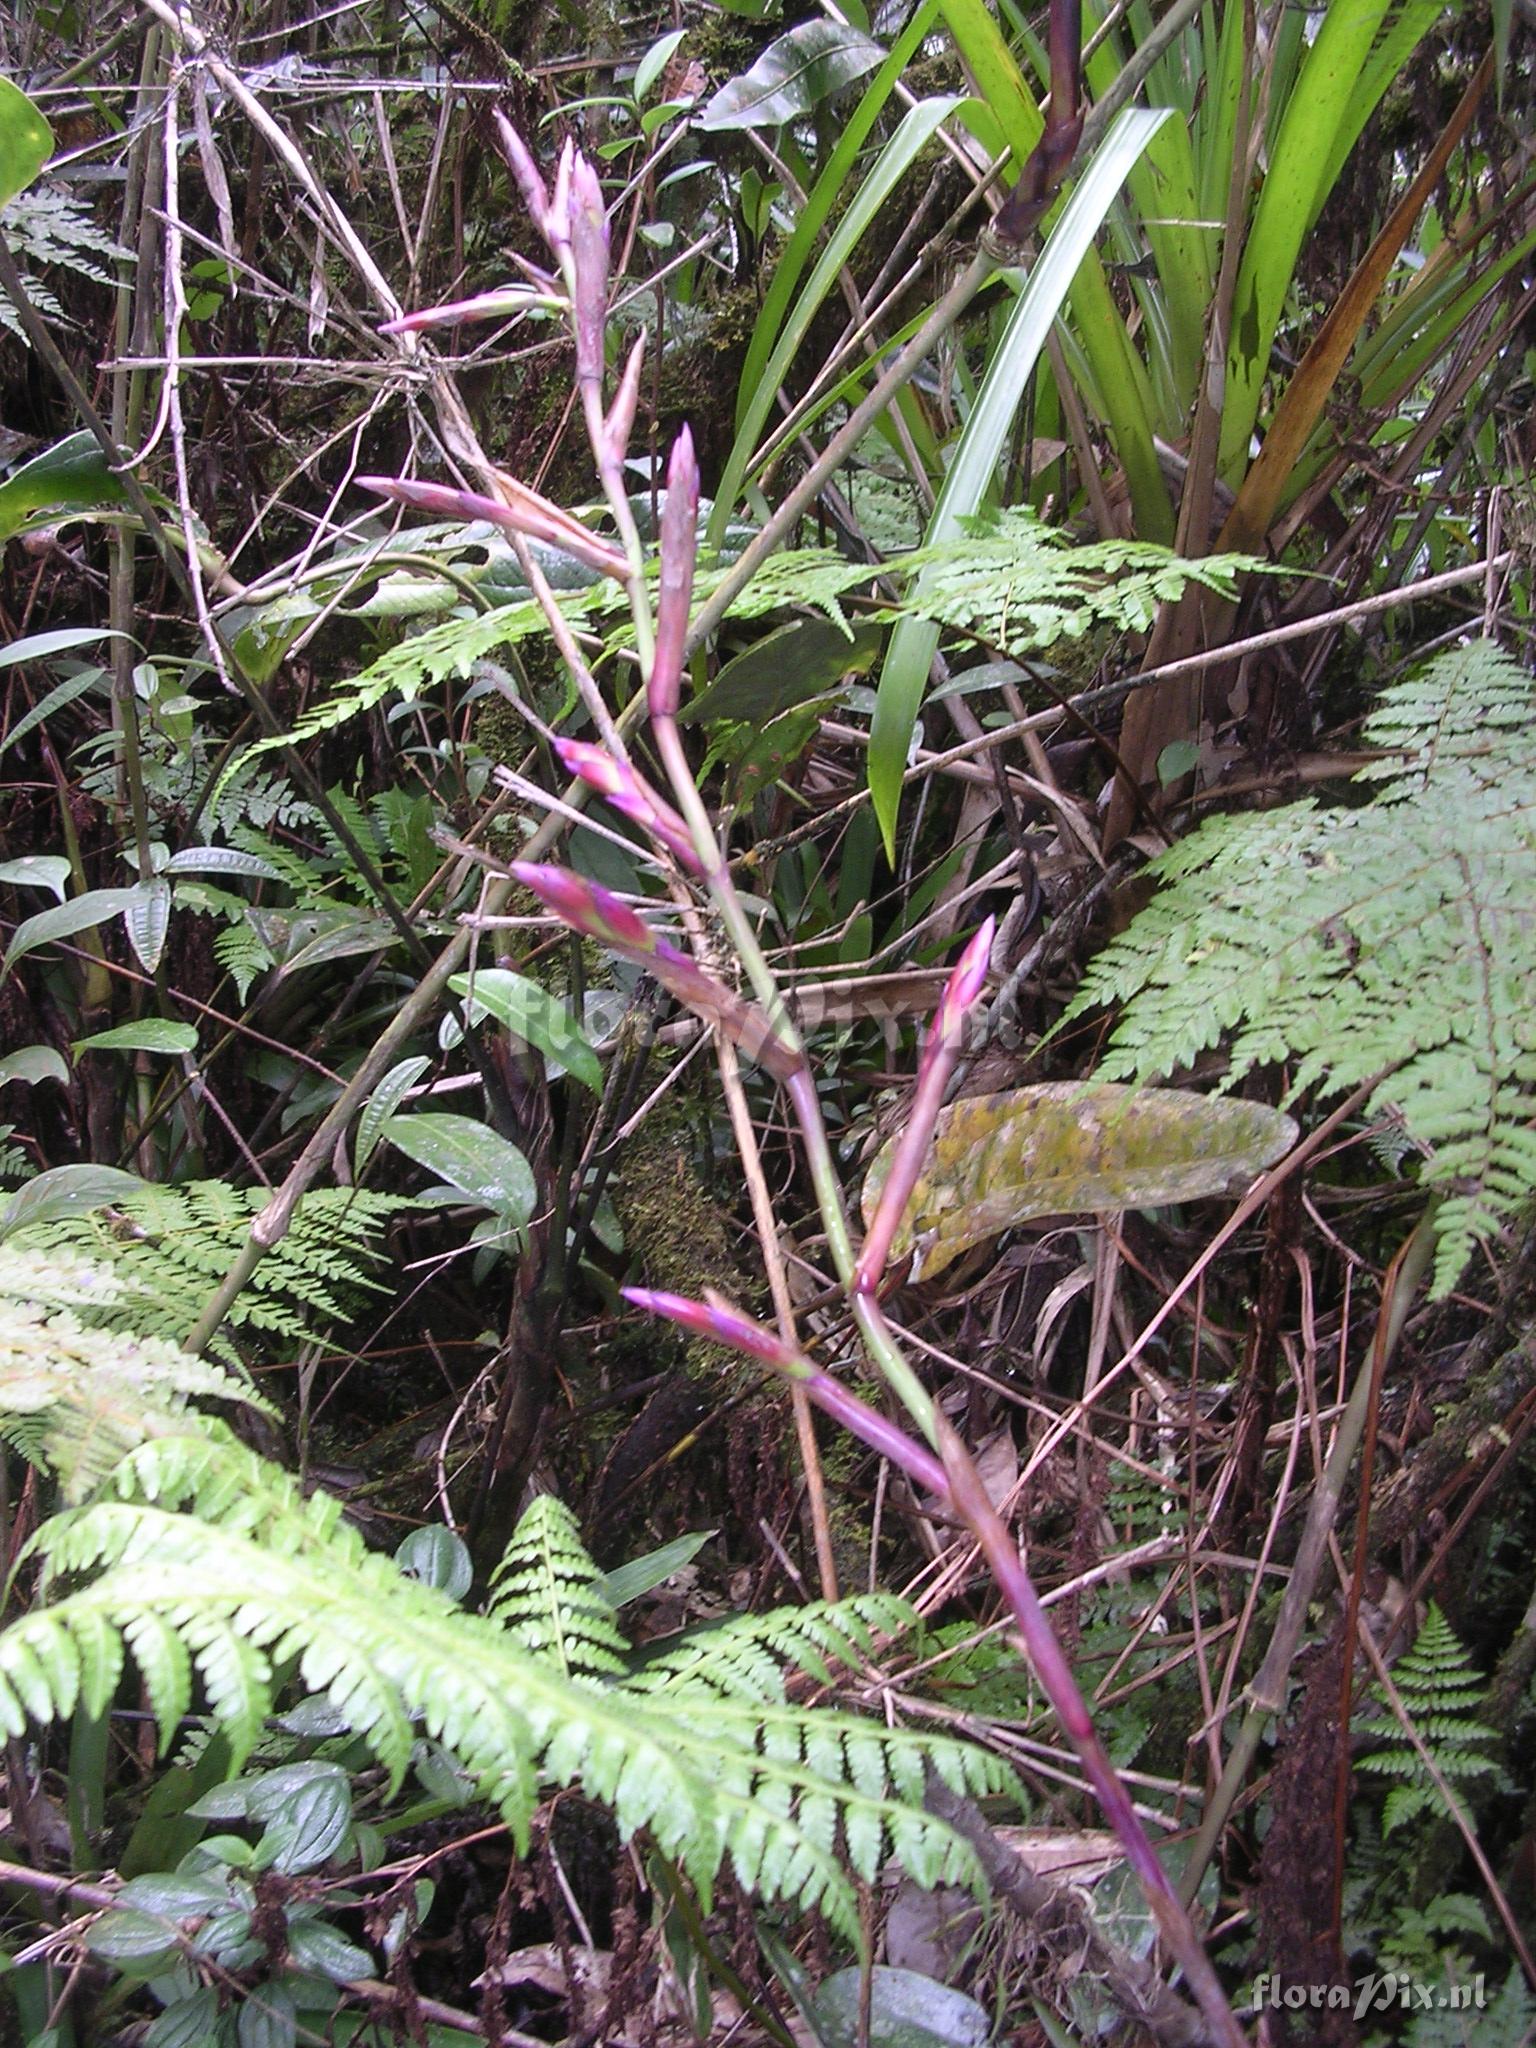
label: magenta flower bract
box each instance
[650,429,699,720]
[358,475,629,582]
[622,1287,795,1367]
[379,286,560,336]
[494,113,554,239]
[569,154,610,389]
[511,861,795,1077]
[510,861,657,954]
[854,915,995,1294]
[603,334,647,467]
[553,738,702,874]
[622,1286,950,1493]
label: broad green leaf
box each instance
[163,846,281,880]
[0,625,125,672]
[724,699,828,804]
[83,1909,179,1969]
[124,878,173,974]
[381,1113,535,1224]
[860,1083,1297,1281]
[3,886,141,973]
[634,27,688,101]
[355,1055,432,1173]
[395,1525,473,1601]
[144,1988,223,2048]
[0,664,111,760]
[599,1529,716,1609]
[256,1772,353,1874]
[73,1020,198,1058]
[116,1873,230,1918]
[0,432,152,544]
[869,107,1171,857]
[277,910,399,975]
[282,1916,372,1985]
[0,1163,147,1238]
[0,854,72,899]
[446,970,600,1092]
[0,78,52,209]
[235,1979,295,2048]
[698,21,885,132]
[682,618,883,727]
[813,1965,990,2048]
[0,1045,68,1088]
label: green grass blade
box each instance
[706,0,943,547]
[1059,248,1172,537]
[711,93,962,534]
[868,106,1172,857]
[1219,0,1408,482]
[937,0,1043,167]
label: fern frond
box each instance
[225,595,579,771]
[211,916,276,1001]
[7,1496,1011,1940]
[1354,1602,1504,1833]
[629,1592,913,1701]
[488,1494,629,1679]
[9,1182,406,1362]
[0,187,128,342]
[896,510,1258,652]
[1068,640,1536,1293]
[0,1250,269,1498]
[0,1307,1019,1944]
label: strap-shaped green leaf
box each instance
[869,107,1171,857]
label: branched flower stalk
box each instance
[365,125,1246,2048]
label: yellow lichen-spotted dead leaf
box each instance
[860,1083,1297,1281]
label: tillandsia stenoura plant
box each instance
[361,124,1248,2048]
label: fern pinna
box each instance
[0,1251,1017,1943]
[1354,1602,1503,1837]
[1067,639,1536,1295]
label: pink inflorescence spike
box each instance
[358,475,629,582]
[854,915,994,1294]
[650,429,699,721]
[552,739,702,874]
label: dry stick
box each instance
[716,1039,841,1601]
[1174,1208,1437,1910]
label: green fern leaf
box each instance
[1068,641,1536,1294]
[8,1183,406,1364]
[0,1293,1023,1945]
[894,509,1258,653]
[488,1494,629,1679]
[211,916,275,1001]
[1354,1602,1503,1833]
